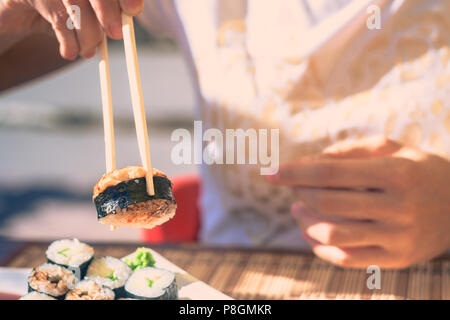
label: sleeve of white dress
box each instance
[137,0,176,38]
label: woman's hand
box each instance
[267,137,450,269]
[0,0,144,59]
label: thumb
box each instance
[322,136,401,159]
[119,0,145,16]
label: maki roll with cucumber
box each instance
[28,263,77,299]
[65,280,115,300]
[20,292,57,300]
[46,239,94,279]
[93,166,177,229]
[124,267,178,300]
[85,256,132,297]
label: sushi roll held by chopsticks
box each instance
[95,15,177,229]
[93,166,177,229]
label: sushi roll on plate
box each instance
[20,292,57,300]
[65,280,115,300]
[85,256,132,297]
[46,239,94,279]
[93,166,177,229]
[124,267,178,300]
[28,263,77,299]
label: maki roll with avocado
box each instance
[28,263,77,299]
[46,239,94,279]
[65,280,115,300]
[85,256,132,297]
[124,267,178,300]
[93,166,177,229]
[20,292,57,300]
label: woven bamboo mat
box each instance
[4,243,449,300]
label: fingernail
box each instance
[122,0,143,15]
[109,23,123,39]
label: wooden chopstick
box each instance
[98,33,116,173]
[121,13,155,196]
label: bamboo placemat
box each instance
[3,243,449,300]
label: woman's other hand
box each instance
[267,137,450,269]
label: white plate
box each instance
[0,248,231,300]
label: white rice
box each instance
[86,256,132,289]
[20,292,57,300]
[46,239,94,267]
[125,268,175,298]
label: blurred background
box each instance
[0,23,196,243]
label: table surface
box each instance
[1,241,449,300]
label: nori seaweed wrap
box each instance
[93,166,177,229]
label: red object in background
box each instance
[141,175,201,243]
[0,292,20,300]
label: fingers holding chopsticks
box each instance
[89,0,145,39]
[23,0,145,60]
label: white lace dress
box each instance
[139,0,450,248]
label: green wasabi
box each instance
[123,247,155,271]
